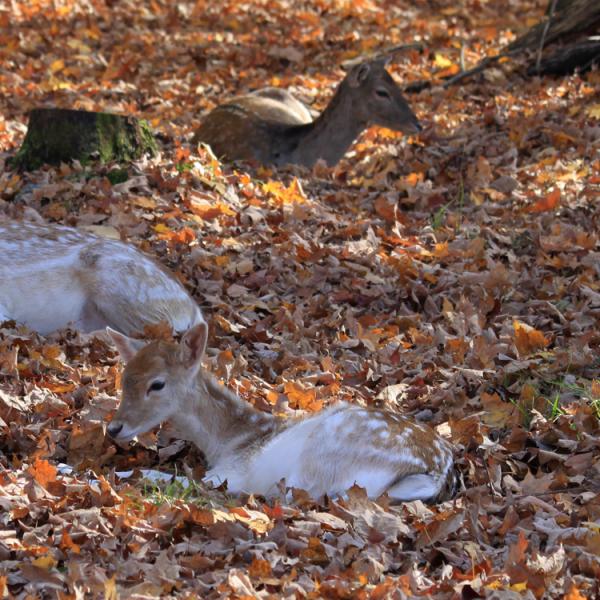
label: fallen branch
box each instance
[536,0,560,74]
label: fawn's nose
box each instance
[107,422,123,438]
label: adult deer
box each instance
[107,323,456,503]
[193,52,422,167]
[0,220,204,336]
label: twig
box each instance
[442,47,523,88]
[536,0,559,74]
[442,54,505,87]
[381,42,425,58]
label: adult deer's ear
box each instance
[106,327,145,362]
[180,321,208,369]
[348,62,371,87]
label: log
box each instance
[528,39,600,75]
[508,0,600,52]
[12,108,158,171]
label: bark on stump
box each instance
[13,108,158,171]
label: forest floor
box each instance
[1,0,599,598]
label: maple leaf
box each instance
[564,586,589,600]
[27,458,57,490]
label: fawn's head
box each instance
[344,57,421,135]
[106,322,208,442]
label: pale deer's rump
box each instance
[0,220,204,335]
[0,220,89,263]
[0,249,93,334]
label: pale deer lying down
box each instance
[192,54,422,168]
[0,220,204,336]
[107,323,456,503]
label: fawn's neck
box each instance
[170,372,284,467]
[286,81,366,167]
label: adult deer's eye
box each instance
[148,380,165,393]
[375,88,391,99]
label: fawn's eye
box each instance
[148,380,165,393]
[375,88,391,99]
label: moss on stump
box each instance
[13,108,158,171]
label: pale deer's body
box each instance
[193,57,422,167]
[0,220,204,336]
[108,325,456,503]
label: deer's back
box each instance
[193,91,310,163]
[0,220,203,334]
[0,221,90,268]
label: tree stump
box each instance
[12,108,158,171]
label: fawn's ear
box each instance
[180,321,208,368]
[348,62,371,87]
[106,327,145,362]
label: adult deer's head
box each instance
[344,55,421,135]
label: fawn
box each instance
[107,323,456,503]
[0,219,204,336]
[192,55,421,167]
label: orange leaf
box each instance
[263,178,306,205]
[446,338,469,364]
[374,196,396,222]
[189,201,236,219]
[564,585,589,600]
[60,530,81,554]
[28,458,57,489]
[39,381,75,394]
[513,320,549,357]
[526,188,560,213]
[301,537,329,565]
[248,558,272,579]
[156,225,196,244]
[283,381,322,412]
